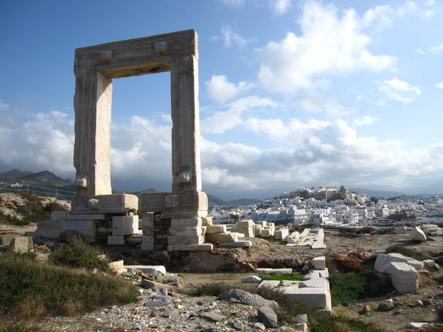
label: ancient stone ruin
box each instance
[33,30,253,251]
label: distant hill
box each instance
[0,169,73,187]
[229,198,261,206]
[349,188,405,198]
[207,194,232,206]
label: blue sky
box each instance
[1,0,442,199]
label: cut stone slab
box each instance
[112,215,139,236]
[375,253,424,273]
[282,285,331,310]
[220,241,252,247]
[386,262,419,293]
[205,225,227,234]
[311,256,326,270]
[168,243,213,251]
[257,268,293,275]
[311,243,326,249]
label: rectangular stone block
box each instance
[141,191,208,213]
[260,229,272,238]
[206,232,240,243]
[311,256,326,270]
[206,225,227,234]
[66,213,105,221]
[202,217,213,226]
[62,220,95,229]
[257,268,293,274]
[51,211,68,222]
[168,226,203,236]
[71,194,138,215]
[160,211,208,219]
[143,224,154,236]
[282,286,330,309]
[141,242,154,250]
[257,221,267,227]
[220,241,252,247]
[142,235,154,243]
[274,228,289,240]
[386,262,419,293]
[238,220,254,227]
[171,218,202,227]
[107,235,125,245]
[167,234,204,245]
[112,216,139,236]
[169,243,214,251]
[237,227,254,238]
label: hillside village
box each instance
[209,186,443,227]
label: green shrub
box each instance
[386,245,430,261]
[329,272,393,306]
[51,237,109,271]
[0,253,139,318]
[260,273,304,282]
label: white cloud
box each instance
[257,1,396,94]
[200,116,443,197]
[220,0,245,7]
[430,43,443,54]
[272,0,292,15]
[353,115,379,126]
[378,77,421,103]
[424,0,435,6]
[206,75,255,103]
[421,9,435,18]
[0,99,10,111]
[0,110,75,177]
[221,25,247,48]
[201,96,277,134]
[436,82,443,89]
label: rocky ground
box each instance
[1,193,443,331]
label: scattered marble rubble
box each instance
[286,228,326,249]
[259,256,332,312]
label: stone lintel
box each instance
[74,29,198,77]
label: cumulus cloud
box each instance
[1,101,442,198]
[257,1,396,94]
[206,75,255,103]
[201,116,443,198]
[436,82,443,89]
[272,0,292,15]
[378,77,421,103]
[201,96,277,134]
[0,110,75,177]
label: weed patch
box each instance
[50,236,109,271]
[329,272,393,306]
[0,253,139,318]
